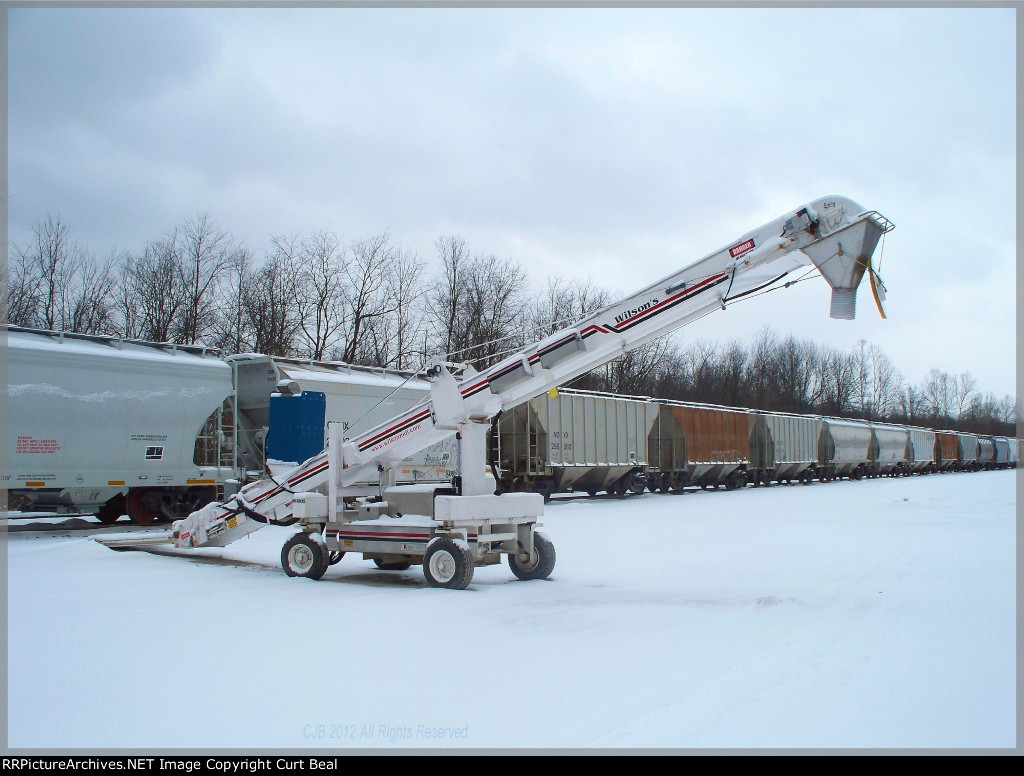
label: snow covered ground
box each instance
[6,470,1017,750]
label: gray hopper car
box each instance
[493,389,658,499]
[958,433,981,471]
[994,437,1017,469]
[747,411,820,486]
[4,327,457,523]
[871,423,911,476]
[5,327,233,523]
[817,418,874,480]
[976,436,995,469]
[905,427,938,474]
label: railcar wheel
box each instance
[508,532,556,581]
[586,489,598,497]
[374,559,412,571]
[281,532,329,580]
[423,537,474,590]
[535,479,556,503]
[126,489,162,525]
[96,494,126,524]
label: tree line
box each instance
[5,212,1018,437]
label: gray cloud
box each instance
[7,6,1016,396]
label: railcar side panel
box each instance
[6,328,233,513]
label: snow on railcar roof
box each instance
[275,362,432,391]
[5,326,225,366]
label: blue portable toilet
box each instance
[267,391,327,464]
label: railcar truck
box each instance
[105,196,894,589]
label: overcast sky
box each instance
[6,6,1017,398]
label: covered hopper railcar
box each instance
[7,327,1011,523]
[905,427,937,474]
[5,327,233,524]
[492,389,658,499]
[934,431,960,472]
[817,418,874,480]
[747,411,821,486]
[958,433,981,472]
[990,436,1011,470]
[4,328,458,523]
[871,423,911,476]
[648,401,752,491]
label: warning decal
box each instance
[16,436,60,454]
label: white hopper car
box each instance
[4,327,453,523]
[4,327,233,523]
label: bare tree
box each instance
[426,237,528,367]
[7,215,116,334]
[208,247,254,355]
[599,337,678,396]
[869,343,903,420]
[898,384,926,424]
[921,368,954,422]
[242,252,302,356]
[996,395,1020,428]
[171,213,242,345]
[816,346,856,416]
[68,251,119,335]
[851,339,873,418]
[952,371,979,424]
[359,245,427,369]
[528,275,611,337]
[337,232,399,364]
[683,340,721,401]
[5,243,42,327]
[428,235,472,358]
[291,230,349,360]
[746,326,779,409]
[117,239,188,342]
[776,334,820,413]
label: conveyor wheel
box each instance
[281,532,329,580]
[508,531,556,581]
[423,537,474,590]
